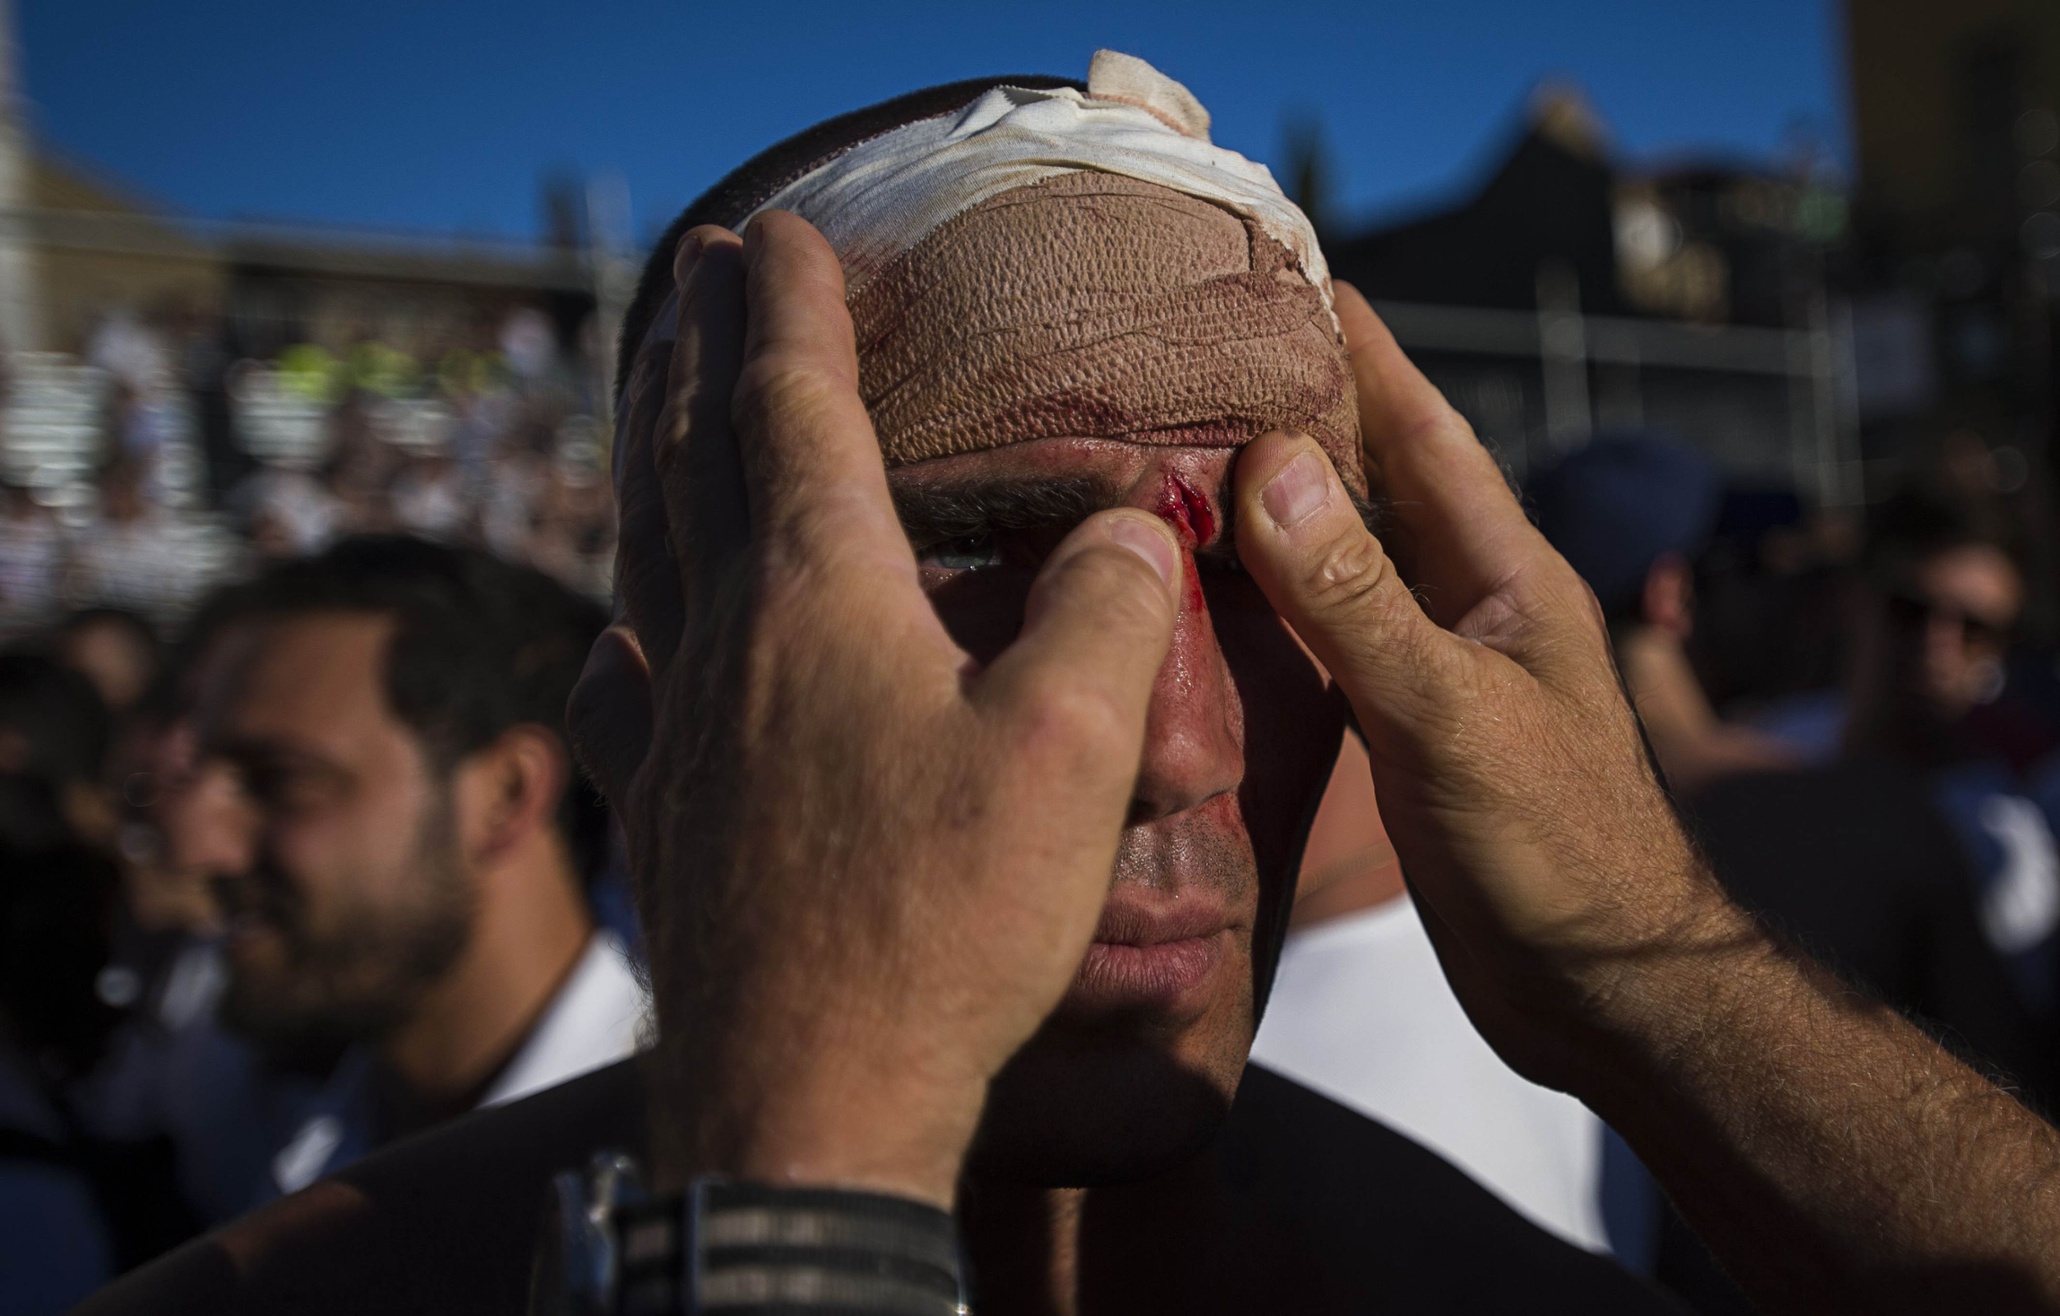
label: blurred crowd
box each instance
[0,304,617,630]
[4,310,2060,1315]
[0,533,639,1314]
[0,301,629,1311]
[1524,432,2060,1309]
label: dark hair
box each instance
[229,537,612,882]
[0,826,122,1073]
[614,73,1082,404]
[1864,485,2019,587]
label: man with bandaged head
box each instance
[86,53,2060,1316]
[610,54,1386,1193]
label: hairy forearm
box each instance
[1576,894,2060,1314]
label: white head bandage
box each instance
[741,51,1330,313]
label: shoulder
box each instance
[75,1059,645,1316]
[1221,1066,1679,1315]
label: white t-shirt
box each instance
[272,930,651,1195]
[482,929,651,1107]
[1250,896,1609,1252]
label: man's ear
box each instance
[455,725,569,868]
[1641,553,1695,641]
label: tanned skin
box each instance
[570,213,2060,1315]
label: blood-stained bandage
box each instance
[735,51,1362,490]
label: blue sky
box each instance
[17,0,1846,244]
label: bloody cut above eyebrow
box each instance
[890,467,1385,561]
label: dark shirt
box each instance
[1655,759,2050,1315]
[80,1061,1674,1315]
[1683,760,2048,1099]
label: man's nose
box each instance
[163,760,258,877]
[1130,596,1244,823]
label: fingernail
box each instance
[1105,516,1181,591]
[673,231,706,286]
[1261,451,1330,528]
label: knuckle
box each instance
[1013,675,1132,761]
[1297,524,1396,617]
[730,356,844,439]
[1564,573,1612,638]
[1443,402,1486,449]
[1423,390,1491,454]
[1050,544,1170,621]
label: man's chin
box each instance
[217,969,401,1072]
[219,995,360,1073]
[963,1018,1247,1187]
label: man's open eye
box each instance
[920,535,1004,571]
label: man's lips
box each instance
[1091,897,1230,947]
[1065,894,1236,1016]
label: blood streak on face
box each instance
[1155,474,1216,610]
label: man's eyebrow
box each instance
[889,476,1118,544]
[888,468,1387,570]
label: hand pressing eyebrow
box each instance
[891,472,1256,565]
[889,470,1386,568]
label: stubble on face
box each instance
[217,782,475,1058]
[970,811,1266,1186]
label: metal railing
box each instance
[1369,295,1865,507]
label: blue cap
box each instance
[1527,434,1721,618]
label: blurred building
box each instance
[1835,0,2060,638]
[0,147,619,560]
[0,0,36,356]
[1,151,603,374]
[7,154,224,353]
[1311,88,1856,500]
[1843,0,2059,467]
[0,0,626,623]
